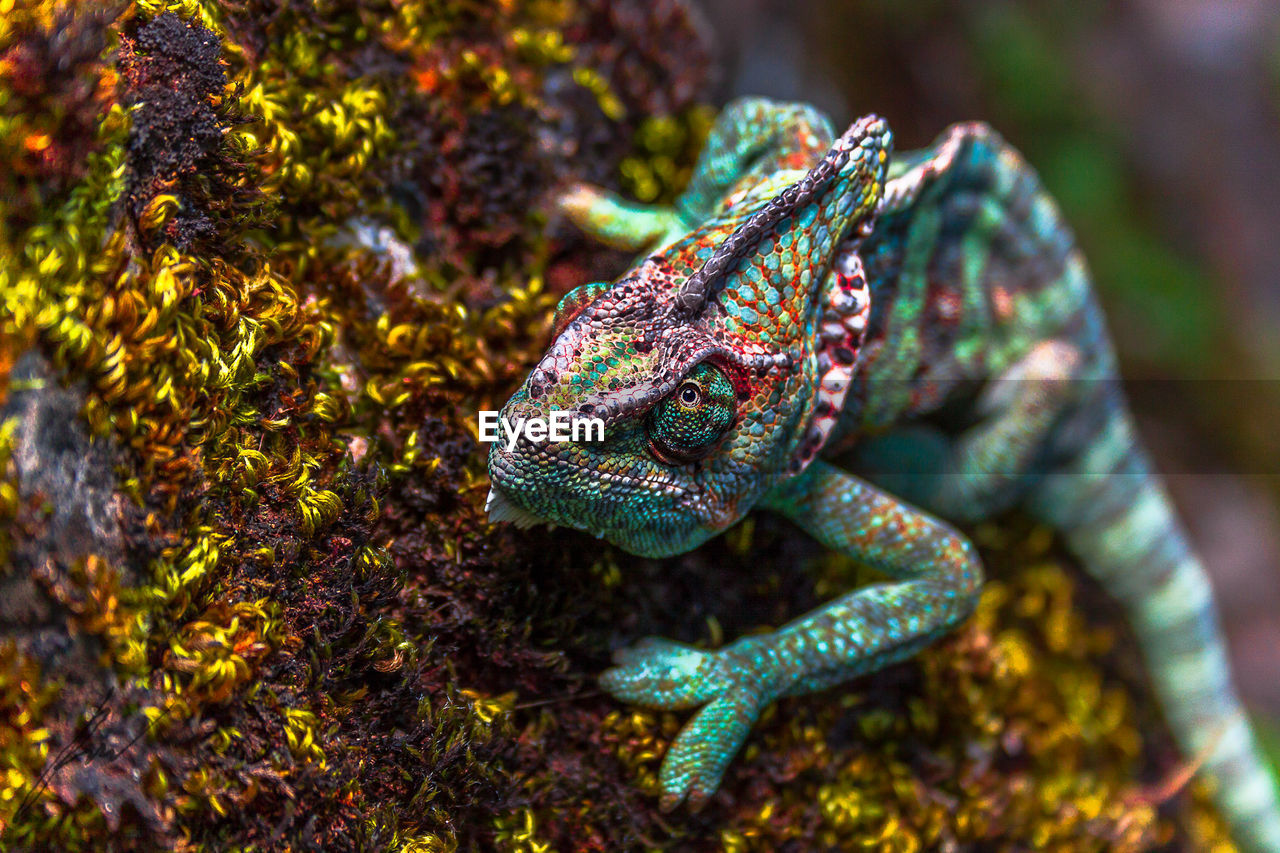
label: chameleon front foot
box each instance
[600,637,768,810]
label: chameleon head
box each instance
[487,115,890,557]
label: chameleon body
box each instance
[485,98,1280,850]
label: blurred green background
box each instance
[696,0,1280,721]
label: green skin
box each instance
[485,97,1280,850]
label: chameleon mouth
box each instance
[489,442,691,497]
[485,486,552,530]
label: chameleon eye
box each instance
[647,362,736,465]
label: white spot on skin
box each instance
[662,647,707,680]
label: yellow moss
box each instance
[282,708,327,769]
[509,27,574,65]
[598,708,680,799]
[396,834,457,853]
[492,808,552,853]
[459,688,518,726]
[133,0,225,34]
[618,106,715,204]
[163,600,277,707]
[0,416,18,566]
[0,643,56,835]
[571,66,625,122]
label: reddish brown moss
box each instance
[119,12,262,254]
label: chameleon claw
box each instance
[659,783,710,814]
[657,788,687,813]
[684,787,711,813]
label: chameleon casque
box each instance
[484,97,1280,850]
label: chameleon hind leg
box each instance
[559,97,836,251]
[854,339,1086,523]
[601,460,983,809]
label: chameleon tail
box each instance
[1030,391,1280,852]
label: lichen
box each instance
[0,1,1242,851]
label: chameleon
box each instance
[484,97,1280,850]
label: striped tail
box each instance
[1030,390,1280,852]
